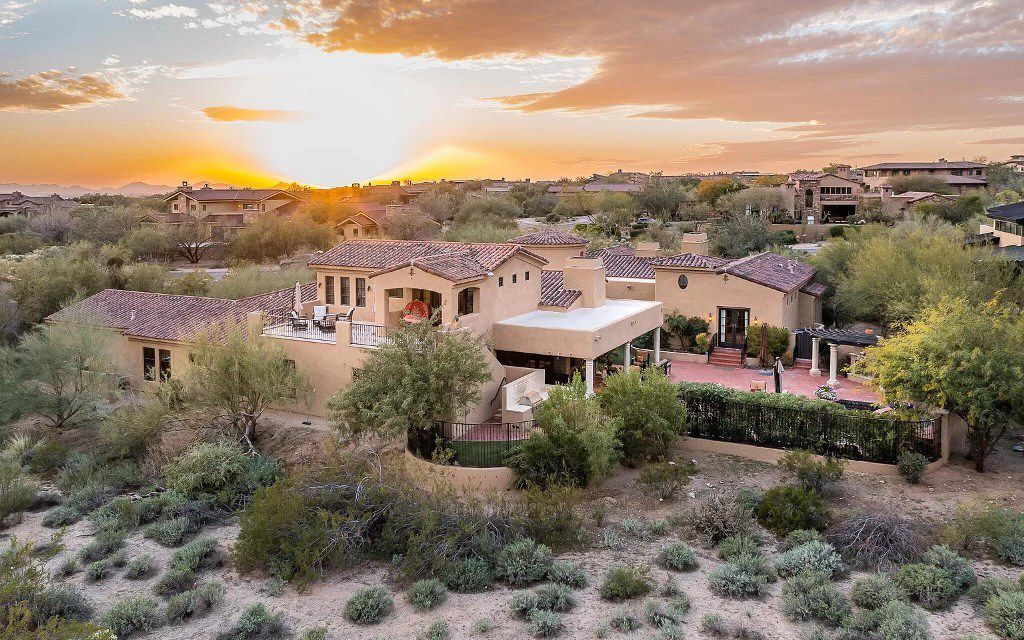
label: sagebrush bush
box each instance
[407,579,448,611]
[303,627,327,640]
[0,461,36,525]
[688,491,756,545]
[644,598,677,627]
[78,530,125,563]
[659,542,699,572]
[100,400,166,461]
[170,537,223,572]
[144,516,191,547]
[610,608,641,632]
[165,581,226,624]
[755,485,828,537]
[216,603,290,640]
[942,504,1024,567]
[638,460,694,501]
[442,557,494,593]
[873,600,929,640]
[778,450,844,494]
[495,538,553,587]
[527,608,563,638]
[775,541,845,579]
[599,564,653,601]
[90,496,141,532]
[895,563,959,610]
[136,491,188,524]
[510,590,540,619]
[851,573,908,610]
[534,583,575,612]
[780,570,851,627]
[719,534,761,561]
[707,553,776,599]
[516,484,588,551]
[102,596,160,638]
[163,441,280,509]
[422,620,450,640]
[125,554,158,580]
[548,560,587,588]
[970,577,1021,606]
[985,590,1024,639]
[41,505,81,528]
[921,544,976,592]
[780,529,824,551]
[154,566,198,598]
[827,511,924,571]
[84,555,121,582]
[31,585,92,622]
[344,586,393,625]
[897,452,928,484]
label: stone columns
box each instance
[585,359,595,396]
[624,341,631,368]
[654,328,661,364]
[809,337,822,376]
[827,342,839,387]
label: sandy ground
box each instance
[5,428,1024,639]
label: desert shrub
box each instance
[895,563,959,609]
[154,566,198,598]
[638,460,694,501]
[516,485,588,550]
[344,586,393,625]
[781,570,851,626]
[29,490,63,512]
[874,600,929,640]
[534,583,575,612]
[775,541,845,579]
[217,603,290,640]
[667,593,691,617]
[659,542,699,571]
[165,580,226,624]
[943,504,1024,566]
[84,556,121,582]
[688,490,756,545]
[100,399,167,461]
[302,628,327,640]
[442,557,495,593]
[985,590,1024,639]
[644,598,677,627]
[610,608,642,632]
[851,573,908,610]
[736,487,763,512]
[163,441,280,509]
[472,617,495,634]
[78,530,125,563]
[422,620,450,640]
[548,560,587,588]
[600,564,653,601]
[407,579,448,611]
[0,462,36,525]
[527,608,563,638]
[778,450,844,494]
[827,511,924,571]
[971,577,1021,606]
[897,452,928,484]
[755,485,828,537]
[599,369,684,467]
[101,596,159,638]
[510,590,540,619]
[144,516,191,547]
[700,613,728,636]
[30,530,66,561]
[780,529,824,552]
[495,538,553,587]
[719,534,761,561]
[136,491,188,524]
[31,585,92,622]
[125,554,158,580]
[41,505,81,528]
[90,496,141,533]
[170,537,223,572]
[921,544,976,592]
[707,553,776,599]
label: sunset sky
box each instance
[2,1,1024,189]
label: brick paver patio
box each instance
[668,359,879,403]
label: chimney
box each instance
[635,241,660,258]
[680,232,709,256]
[391,180,400,187]
[180,181,191,191]
[562,257,606,309]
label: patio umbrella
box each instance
[292,281,303,315]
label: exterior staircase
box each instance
[709,347,744,367]
[792,358,813,370]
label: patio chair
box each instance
[288,310,308,330]
[316,314,337,333]
[750,380,767,392]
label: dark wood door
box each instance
[718,308,749,349]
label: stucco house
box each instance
[860,161,987,194]
[783,171,866,222]
[0,192,77,218]
[158,183,303,240]
[336,203,439,241]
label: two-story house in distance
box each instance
[860,161,987,194]
[783,170,866,222]
[157,182,303,239]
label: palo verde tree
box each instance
[183,323,306,451]
[327,315,492,444]
[0,318,117,428]
[599,368,685,467]
[860,297,1024,472]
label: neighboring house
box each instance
[860,161,987,193]
[547,182,641,196]
[336,203,440,241]
[509,229,588,269]
[877,190,956,218]
[784,171,866,222]
[159,183,303,239]
[1004,155,1024,173]
[981,201,1024,248]
[0,192,76,218]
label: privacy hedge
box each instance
[677,382,939,464]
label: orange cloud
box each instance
[291,0,1024,138]
[0,70,123,112]
[201,106,305,122]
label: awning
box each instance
[797,327,879,347]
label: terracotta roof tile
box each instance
[167,188,299,202]
[800,281,828,297]
[650,254,732,269]
[511,229,588,245]
[308,240,547,277]
[724,253,815,292]
[586,245,635,258]
[602,254,656,279]
[539,270,582,308]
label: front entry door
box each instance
[718,308,750,349]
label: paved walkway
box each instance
[668,359,879,403]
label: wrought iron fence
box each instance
[351,322,389,347]
[678,384,941,464]
[408,420,536,468]
[261,314,337,343]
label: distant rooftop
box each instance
[861,161,986,170]
[511,229,588,246]
[987,201,1024,224]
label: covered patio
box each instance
[667,359,879,404]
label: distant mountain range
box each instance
[0,181,240,198]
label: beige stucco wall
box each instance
[654,268,796,329]
[798,292,823,328]
[519,244,586,270]
[271,326,369,416]
[606,278,656,301]
[404,450,515,492]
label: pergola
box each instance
[799,327,879,386]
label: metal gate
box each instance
[794,331,813,360]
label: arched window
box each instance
[805,189,814,208]
[677,274,688,289]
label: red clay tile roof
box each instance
[45,283,317,342]
[723,253,816,293]
[382,251,493,284]
[309,240,547,277]
[650,254,732,270]
[165,188,300,203]
[539,270,582,308]
[800,281,829,297]
[587,245,636,258]
[602,254,656,279]
[511,229,588,245]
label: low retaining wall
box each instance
[682,436,947,477]
[636,348,708,364]
[403,450,515,492]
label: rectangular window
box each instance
[324,275,335,305]
[356,277,366,307]
[172,203,179,211]
[159,349,171,381]
[340,277,351,305]
[386,288,403,298]
[143,347,156,381]
[512,273,517,284]
[202,204,207,211]
[525,271,530,281]
[243,203,256,210]
[190,204,197,211]
[458,288,475,315]
[499,276,504,287]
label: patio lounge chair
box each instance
[288,310,308,330]
[312,306,338,332]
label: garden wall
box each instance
[403,450,515,492]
